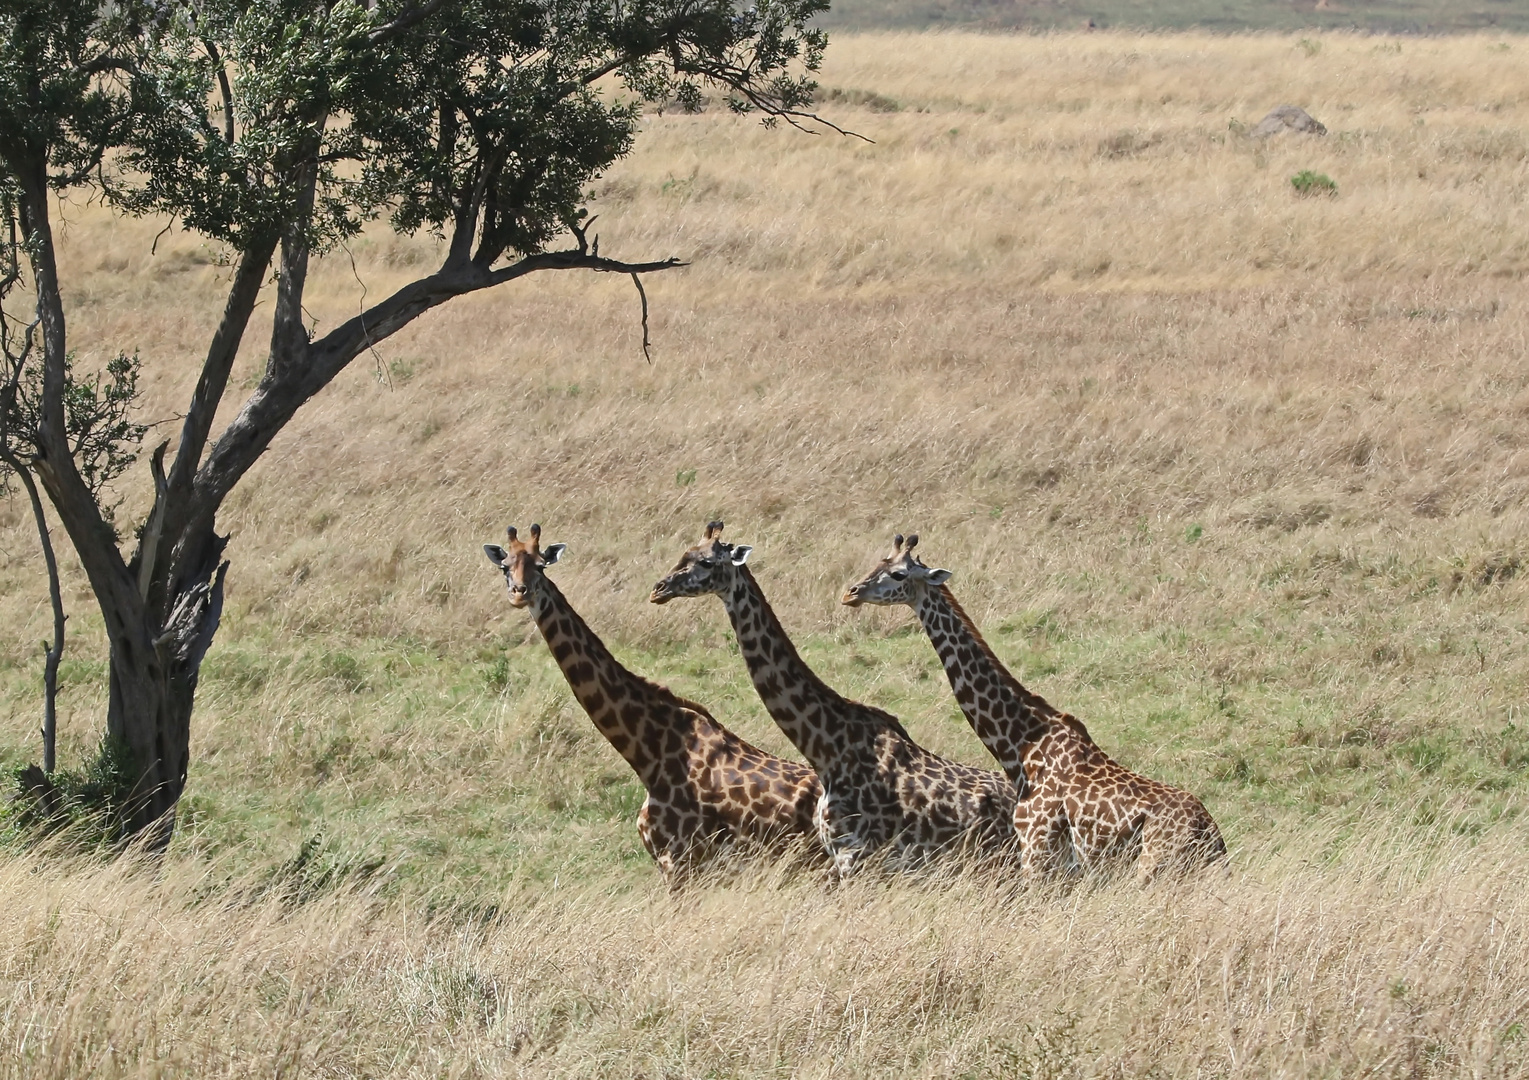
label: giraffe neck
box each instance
[911,584,1059,785]
[529,578,664,785]
[718,566,858,768]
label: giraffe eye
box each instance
[888,570,907,581]
[697,558,717,569]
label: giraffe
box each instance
[649,521,1016,877]
[484,524,822,887]
[842,533,1226,885]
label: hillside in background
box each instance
[820,0,1529,32]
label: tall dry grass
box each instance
[2,30,1529,1075]
[4,818,1527,1078]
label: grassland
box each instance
[3,30,1529,1078]
[820,0,1529,33]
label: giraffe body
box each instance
[843,534,1226,885]
[486,526,821,887]
[651,523,1016,877]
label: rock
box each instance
[1249,105,1327,138]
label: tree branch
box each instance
[267,132,324,381]
[164,238,276,496]
[0,447,66,774]
[362,0,451,45]
[76,53,135,78]
[137,440,170,602]
[182,247,686,536]
[0,296,64,775]
[203,38,236,144]
[15,168,139,634]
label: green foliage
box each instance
[14,351,146,498]
[0,0,142,189]
[485,654,512,694]
[4,0,830,261]
[1291,170,1338,197]
[5,734,140,848]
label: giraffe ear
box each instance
[541,543,567,565]
[923,567,953,586]
[484,544,509,568]
[729,545,754,566]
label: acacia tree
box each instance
[0,0,827,845]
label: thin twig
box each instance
[341,238,389,385]
[631,272,652,363]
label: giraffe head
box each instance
[483,523,567,608]
[840,533,952,608]
[648,520,753,605]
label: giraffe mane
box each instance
[538,574,698,706]
[933,583,1090,739]
[738,563,915,741]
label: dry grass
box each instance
[4,819,1527,1078]
[3,30,1529,1075]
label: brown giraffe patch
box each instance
[843,532,1226,885]
[485,523,822,887]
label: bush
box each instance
[1291,170,1338,196]
[6,736,141,848]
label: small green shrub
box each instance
[1291,170,1338,196]
[316,651,369,693]
[485,654,511,694]
[5,735,141,848]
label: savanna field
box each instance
[3,30,1529,1078]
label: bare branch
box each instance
[483,249,685,287]
[711,76,872,142]
[162,236,276,503]
[137,441,170,602]
[766,107,873,143]
[182,246,686,537]
[203,39,236,144]
[362,0,450,45]
[632,272,652,363]
[0,446,66,774]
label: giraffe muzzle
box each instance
[840,586,865,607]
[648,581,675,605]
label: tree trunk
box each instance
[101,533,228,848]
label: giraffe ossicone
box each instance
[650,520,1017,877]
[485,522,821,887]
[843,531,1227,885]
